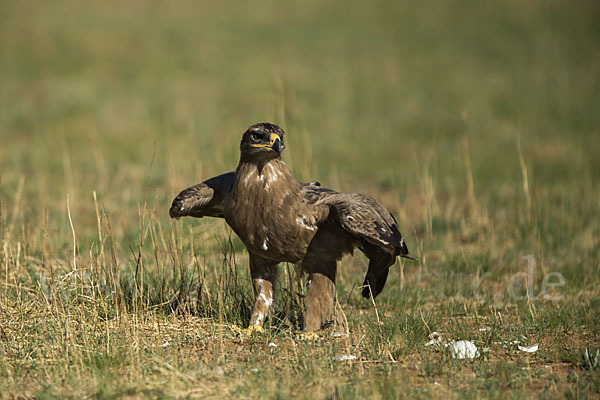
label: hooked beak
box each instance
[271,134,282,154]
[252,133,284,155]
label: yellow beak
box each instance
[269,133,281,147]
[251,133,284,151]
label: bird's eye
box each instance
[250,132,261,142]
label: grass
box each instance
[1,0,599,398]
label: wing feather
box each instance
[169,172,234,219]
[302,187,410,257]
[302,185,412,299]
[171,173,321,220]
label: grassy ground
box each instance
[1,0,599,398]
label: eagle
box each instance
[170,123,413,332]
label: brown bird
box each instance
[170,123,413,332]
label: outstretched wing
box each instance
[170,173,320,220]
[169,172,235,219]
[302,185,413,298]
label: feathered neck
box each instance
[233,157,301,193]
[238,152,279,170]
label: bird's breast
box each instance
[224,162,317,262]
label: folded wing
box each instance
[303,187,409,255]
[302,185,412,298]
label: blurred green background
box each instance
[1,1,599,397]
[0,0,598,259]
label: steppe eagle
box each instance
[170,123,413,332]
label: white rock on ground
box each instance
[517,344,539,353]
[448,340,480,359]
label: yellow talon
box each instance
[297,331,321,341]
[230,324,264,336]
[244,325,265,335]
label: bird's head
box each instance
[240,123,285,160]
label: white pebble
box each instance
[448,340,480,359]
[518,344,539,353]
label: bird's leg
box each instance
[304,271,336,332]
[248,277,275,329]
[246,256,278,332]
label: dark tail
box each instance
[362,267,391,299]
[360,244,396,299]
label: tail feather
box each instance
[361,267,390,299]
[360,244,396,299]
[360,240,417,299]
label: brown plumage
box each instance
[170,123,413,331]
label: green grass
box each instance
[1,0,599,398]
